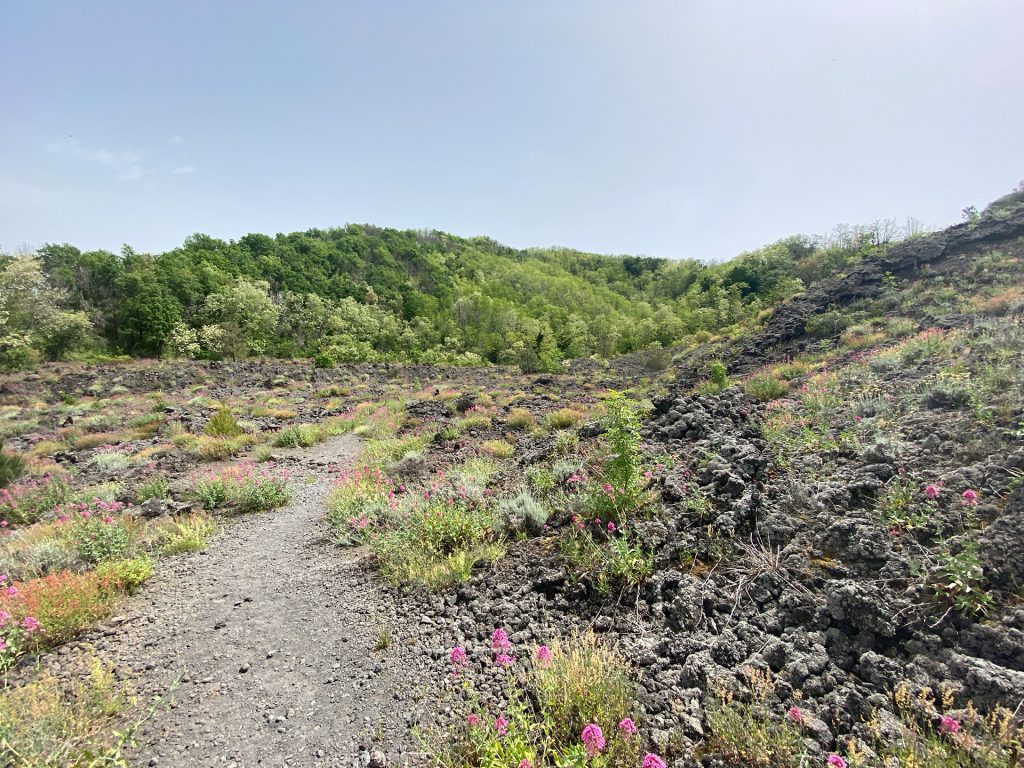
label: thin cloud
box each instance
[169,135,184,145]
[171,164,197,175]
[46,137,146,180]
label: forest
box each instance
[0,215,934,373]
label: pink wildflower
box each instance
[642,754,667,768]
[21,616,41,633]
[787,706,804,723]
[495,716,509,736]
[4,586,16,598]
[467,713,480,727]
[491,627,512,652]
[535,645,553,666]
[581,723,605,757]
[962,489,979,507]
[924,484,941,499]
[607,521,617,533]
[827,756,847,768]
[0,610,9,626]
[518,760,532,768]
[939,715,960,734]
[495,653,516,667]
[618,717,638,738]
[450,646,469,670]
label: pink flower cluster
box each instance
[491,627,516,666]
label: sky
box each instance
[2,1,1023,263]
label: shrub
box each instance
[187,462,291,514]
[702,669,806,766]
[0,657,134,766]
[0,441,24,488]
[481,439,515,459]
[372,498,502,589]
[71,514,133,565]
[95,557,154,595]
[135,474,169,502]
[325,467,397,546]
[584,393,650,521]
[496,491,549,535]
[708,360,729,387]
[273,424,321,448]
[560,526,653,593]
[160,512,218,554]
[89,449,131,473]
[506,408,537,431]
[204,407,244,437]
[1,570,123,647]
[0,475,73,527]
[546,408,585,431]
[529,633,636,748]
[743,373,789,402]
[437,632,644,768]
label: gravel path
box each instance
[65,436,422,767]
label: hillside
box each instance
[1,209,943,373]
[0,196,1022,767]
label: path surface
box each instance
[69,436,422,767]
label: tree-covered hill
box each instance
[2,185,1021,373]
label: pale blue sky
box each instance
[2,1,1022,261]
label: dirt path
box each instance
[68,436,422,767]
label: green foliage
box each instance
[134,475,169,503]
[160,513,218,554]
[73,518,132,565]
[204,407,244,437]
[743,372,789,402]
[932,538,994,617]
[95,557,154,594]
[545,408,585,431]
[273,424,321,448]
[438,633,641,768]
[0,441,25,488]
[0,658,134,767]
[372,497,503,590]
[585,393,649,521]
[702,671,807,767]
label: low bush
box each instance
[496,491,549,535]
[1,570,124,647]
[545,408,585,431]
[0,657,135,766]
[187,462,291,514]
[273,424,321,448]
[204,407,244,437]
[481,439,515,459]
[0,474,73,527]
[159,512,218,554]
[134,474,169,502]
[372,497,502,589]
[325,467,399,545]
[95,557,154,595]
[0,440,25,488]
[743,372,789,402]
[436,631,650,768]
[505,408,537,431]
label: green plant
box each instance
[545,408,585,430]
[372,498,503,589]
[496,491,549,535]
[204,407,244,437]
[506,408,537,431]
[73,517,132,565]
[0,440,25,488]
[708,360,729,388]
[743,373,789,402]
[701,670,807,767]
[96,557,154,594]
[273,424,321,448]
[135,475,169,502]
[188,464,290,514]
[932,538,994,617]
[160,512,218,554]
[585,392,650,521]
[1,570,124,647]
